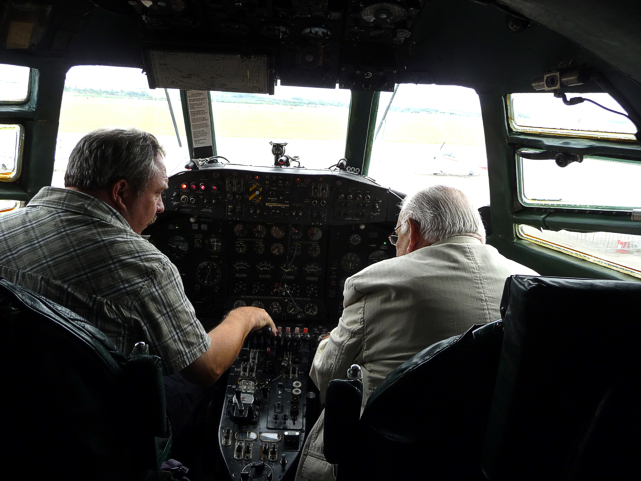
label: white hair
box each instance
[398,185,486,244]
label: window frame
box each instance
[0,123,25,182]
[507,93,637,142]
[516,224,641,279]
[515,148,641,212]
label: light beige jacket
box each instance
[295,236,538,481]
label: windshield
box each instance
[54,66,190,186]
[210,85,351,170]
[367,84,489,207]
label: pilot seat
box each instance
[324,319,504,480]
[0,277,172,481]
[324,275,641,480]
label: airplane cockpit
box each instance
[1,0,641,479]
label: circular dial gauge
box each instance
[167,236,189,259]
[349,234,362,246]
[235,241,248,254]
[234,223,248,237]
[307,227,322,241]
[252,301,265,309]
[307,244,321,258]
[196,261,221,285]
[289,243,302,256]
[304,263,321,274]
[285,283,301,297]
[305,303,319,316]
[234,280,247,294]
[290,226,303,240]
[252,282,266,295]
[253,224,267,238]
[233,261,250,272]
[256,261,274,272]
[306,285,319,297]
[208,235,223,252]
[271,243,285,256]
[341,253,361,273]
[233,300,246,309]
[254,241,265,255]
[270,302,282,315]
[271,226,285,239]
[286,301,298,314]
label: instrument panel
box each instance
[146,164,400,329]
[145,164,400,479]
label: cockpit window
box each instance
[209,85,351,170]
[367,84,489,207]
[53,66,190,186]
[509,93,637,140]
[0,64,30,103]
[517,151,641,211]
[518,225,641,279]
[0,124,23,181]
[0,200,22,215]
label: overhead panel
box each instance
[133,0,428,92]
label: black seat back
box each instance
[482,275,641,481]
[0,278,170,481]
[330,320,504,480]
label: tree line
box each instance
[63,86,480,117]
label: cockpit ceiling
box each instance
[497,0,641,86]
[1,0,640,91]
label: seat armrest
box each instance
[324,378,363,464]
[124,354,167,437]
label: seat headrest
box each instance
[483,275,641,480]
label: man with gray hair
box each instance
[296,185,537,481]
[0,128,275,435]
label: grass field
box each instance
[58,96,485,146]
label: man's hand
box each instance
[226,306,277,336]
[182,307,276,386]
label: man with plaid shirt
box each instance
[0,128,275,434]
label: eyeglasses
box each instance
[388,220,406,246]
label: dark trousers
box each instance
[163,372,214,439]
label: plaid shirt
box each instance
[0,187,210,374]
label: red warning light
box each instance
[190,183,197,190]
[255,175,260,180]
[181,183,188,190]
[200,184,206,191]
[212,185,218,191]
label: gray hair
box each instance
[399,185,486,244]
[64,128,165,196]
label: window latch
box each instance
[519,150,583,168]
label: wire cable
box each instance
[555,91,641,141]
